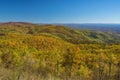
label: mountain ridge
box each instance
[0,22,120,44]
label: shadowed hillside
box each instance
[0,22,120,44]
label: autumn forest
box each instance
[0,22,120,80]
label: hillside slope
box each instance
[0,22,119,44]
[0,22,120,80]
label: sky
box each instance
[0,0,120,23]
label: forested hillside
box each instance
[0,22,120,80]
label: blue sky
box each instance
[0,0,120,23]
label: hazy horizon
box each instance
[1,22,120,24]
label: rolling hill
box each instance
[0,22,120,80]
[0,22,120,44]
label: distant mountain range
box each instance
[61,24,120,33]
